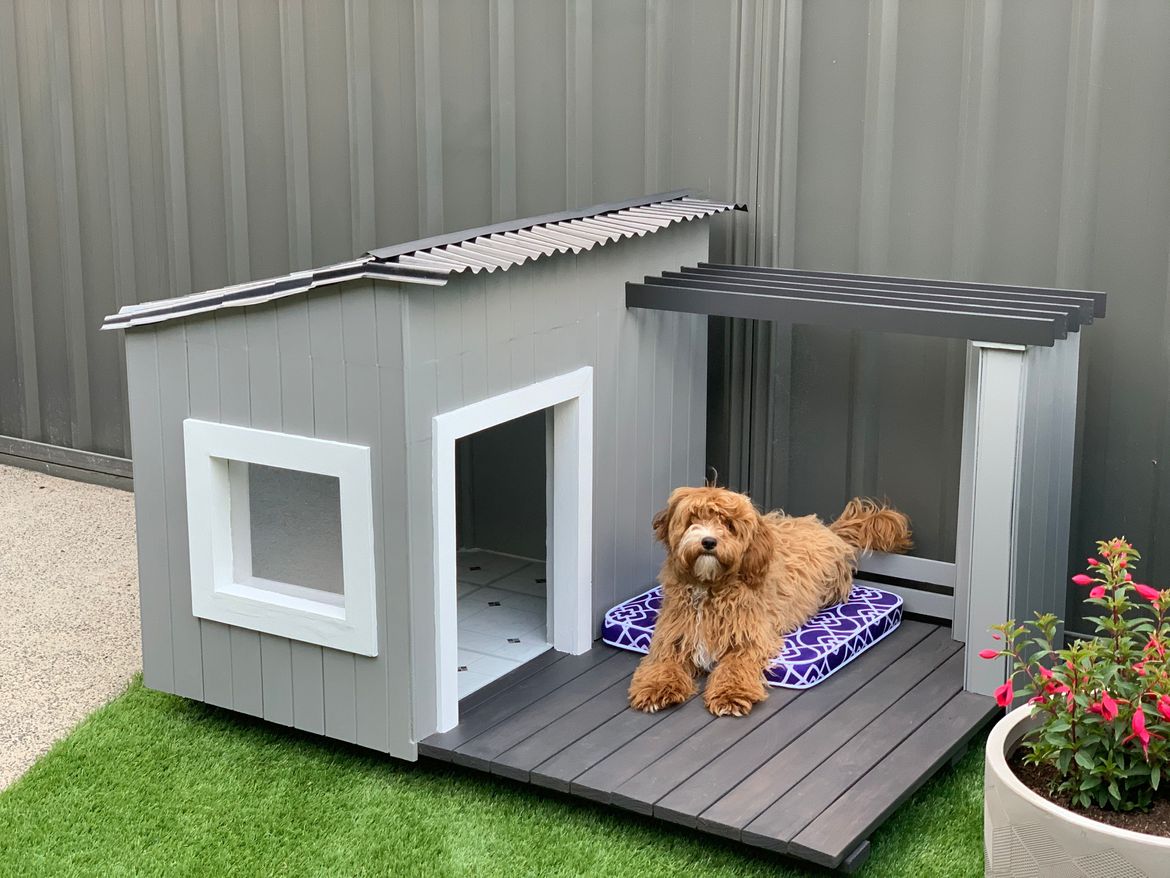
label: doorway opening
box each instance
[432,367,593,733]
[454,410,551,698]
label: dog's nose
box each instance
[701,537,717,551]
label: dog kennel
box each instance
[107,190,1104,872]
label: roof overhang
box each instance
[627,264,1105,347]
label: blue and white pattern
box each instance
[602,583,903,689]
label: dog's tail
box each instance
[829,498,913,555]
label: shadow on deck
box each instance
[420,619,997,872]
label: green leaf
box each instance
[1075,750,1095,770]
[1153,765,1161,790]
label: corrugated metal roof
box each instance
[102,190,743,330]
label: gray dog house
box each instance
[108,190,1104,871]
[106,192,734,758]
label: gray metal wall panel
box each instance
[9,0,1170,630]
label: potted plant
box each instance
[983,538,1170,876]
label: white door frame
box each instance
[432,367,593,732]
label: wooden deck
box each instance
[420,619,997,872]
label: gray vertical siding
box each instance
[402,221,709,739]
[127,278,413,757]
[4,0,1170,630]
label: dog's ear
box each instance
[652,487,693,545]
[739,511,776,584]
[652,498,676,545]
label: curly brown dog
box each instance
[627,487,913,717]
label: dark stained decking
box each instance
[420,620,997,872]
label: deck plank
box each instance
[452,651,640,770]
[530,693,676,792]
[653,620,936,826]
[491,676,637,781]
[571,695,717,804]
[697,625,961,838]
[418,648,616,760]
[610,688,802,815]
[788,689,997,868]
[740,650,967,852]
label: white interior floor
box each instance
[457,549,550,698]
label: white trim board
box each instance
[432,367,594,733]
[183,419,378,656]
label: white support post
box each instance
[954,341,1029,697]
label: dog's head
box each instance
[652,486,773,585]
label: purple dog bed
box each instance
[602,583,903,689]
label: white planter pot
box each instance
[984,704,1170,877]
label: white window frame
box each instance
[183,419,378,656]
[432,367,593,733]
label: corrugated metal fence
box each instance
[2,0,1168,628]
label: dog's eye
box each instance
[726,522,737,535]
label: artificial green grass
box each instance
[0,679,986,877]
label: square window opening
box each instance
[232,462,345,606]
[183,419,377,656]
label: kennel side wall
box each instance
[400,219,711,741]
[125,279,416,758]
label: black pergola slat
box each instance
[699,262,1107,318]
[677,267,1091,327]
[627,280,1063,347]
[650,273,1077,333]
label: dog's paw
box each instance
[628,678,694,714]
[704,688,759,718]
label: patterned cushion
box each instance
[602,583,903,689]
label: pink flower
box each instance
[1101,692,1120,721]
[1039,665,1053,680]
[1120,559,1129,569]
[1135,661,1147,677]
[1102,548,1112,558]
[1123,709,1162,758]
[1147,636,1167,659]
[1158,695,1170,722]
[1088,701,1104,716]
[1135,584,1161,602]
[994,680,1014,708]
[1072,574,1094,586]
[992,632,1002,641]
[1125,573,1133,582]
[1089,585,1107,599]
[1087,557,1100,566]
[978,649,999,660]
[1029,695,1045,705]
